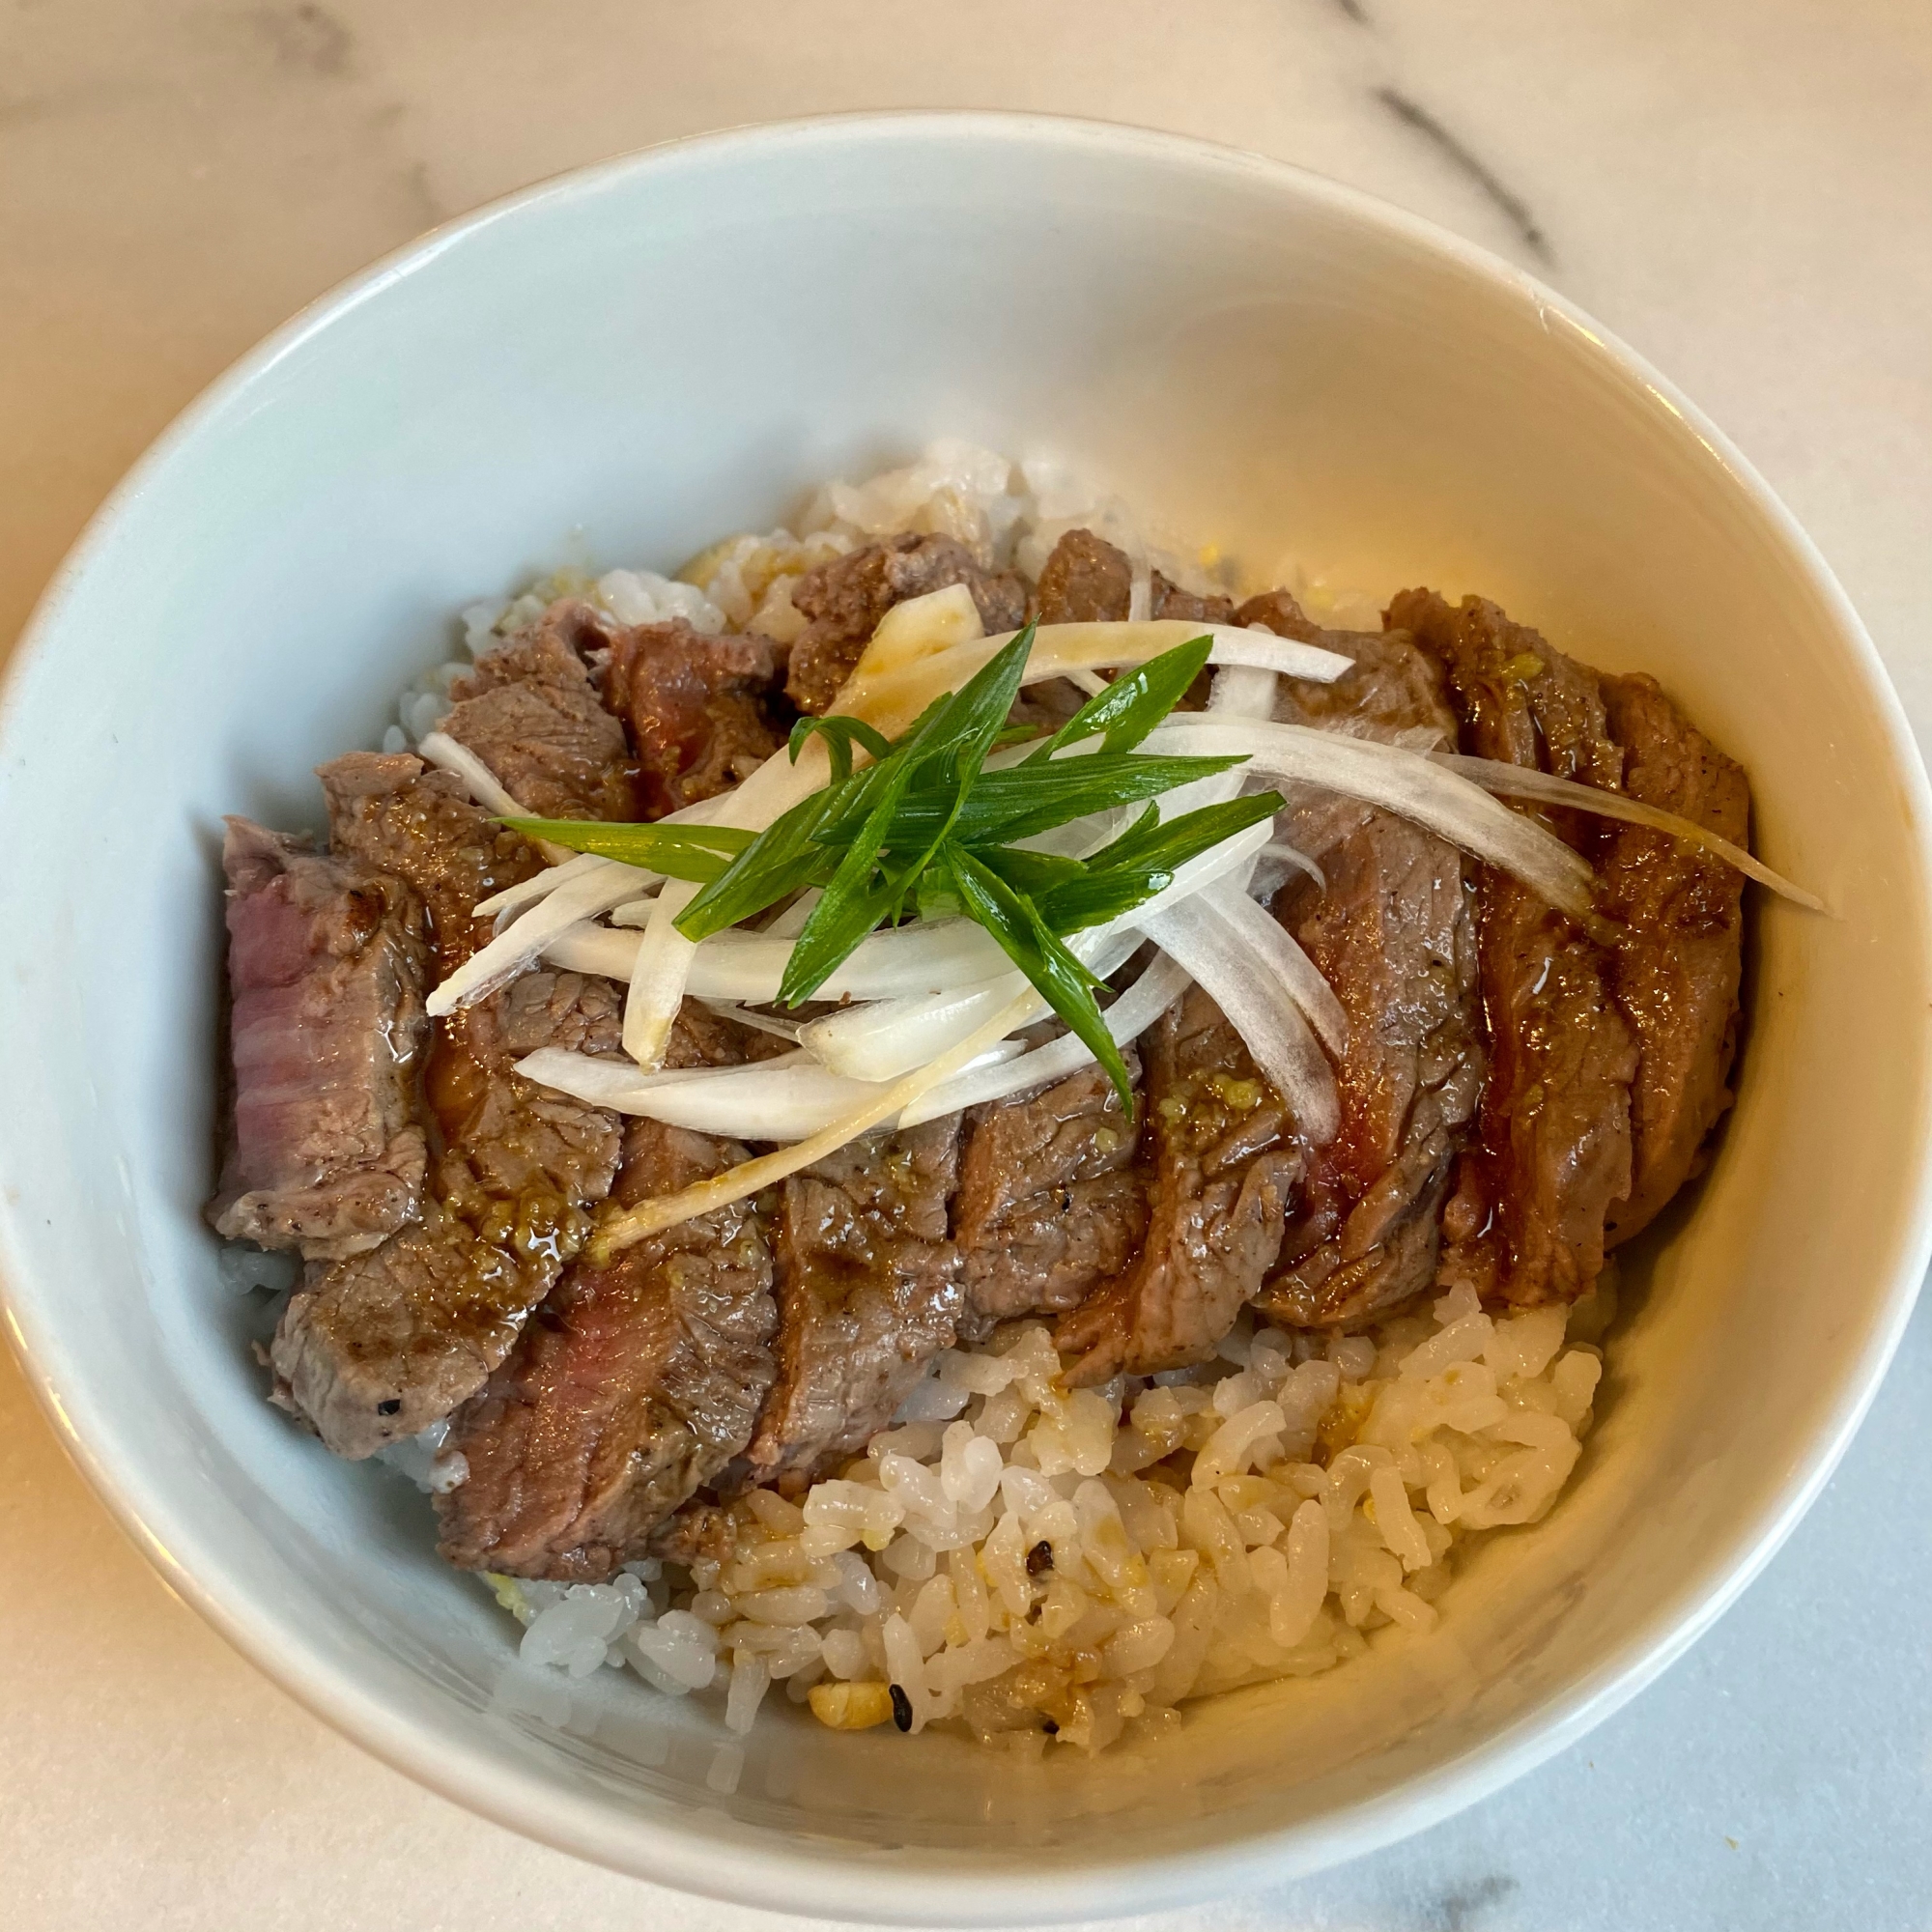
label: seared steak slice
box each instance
[747,1116,967,1489]
[442,602,639,821]
[1236,597,1485,1330]
[955,1057,1146,1328]
[1058,987,1300,1383]
[270,755,624,1456]
[1598,674,1747,1243]
[1392,588,1639,1306]
[208,819,430,1260]
[784,532,1027,715]
[438,1119,777,1580]
[1151,571,1235,627]
[1034,528,1131,623]
[602,616,782,817]
[317,752,541,969]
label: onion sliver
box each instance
[1432,752,1825,911]
[473,850,611,923]
[1203,880,1349,1056]
[416,730,574,864]
[898,951,1194,1126]
[698,1001,804,1044]
[801,926,1146,1083]
[800,977,1020,1083]
[1144,716,1597,923]
[518,1041,1024,1142]
[616,740,838,1066]
[623,879,703,1067]
[430,859,656,1017]
[547,917,1016,1004]
[1138,900,1341,1143]
[586,987,1045,1253]
[518,1046,814,1107]
[838,621,1350,737]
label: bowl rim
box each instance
[4,107,1930,1923]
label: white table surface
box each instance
[5,4,1930,1927]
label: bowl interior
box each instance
[2,118,1927,1921]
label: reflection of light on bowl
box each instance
[1,113,1927,1925]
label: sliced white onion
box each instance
[546,917,1015,1004]
[803,919,1150,1083]
[430,858,657,1017]
[1261,840,1326,893]
[1201,880,1349,1056]
[799,977,1021,1083]
[518,1046,815,1108]
[474,850,610,922]
[1432,752,1825,911]
[897,951,1194,1126]
[586,986,1046,1251]
[517,1041,1026,1142]
[839,621,1350,736]
[416,730,573,864]
[760,887,823,941]
[1156,661,1281,824]
[1144,716,1596,923]
[624,880,703,1067]
[698,1001,804,1045]
[470,787,746,924]
[1137,900,1341,1143]
[616,743,838,1067]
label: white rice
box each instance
[488,1277,1610,1753]
[391,438,1378,755]
[374,440,1609,1749]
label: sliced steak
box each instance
[438,1118,777,1580]
[315,751,541,968]
[747,1116,966,1489]
[1391,588,1639,1306]
[1597,674,1748,1243]
[1034,527,1131,623]
[1030,526,1235,629]
[784,532,1027,716]
[1057,988,1301,1383]
[1238,594,1485,1330]
[443,602,639,821]
[208,819,431,1260]
[269,754,624,1456]
[1151,571,1235,627]
[602,616,781,818]
[954,1054,1146,1328]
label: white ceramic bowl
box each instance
[3,113,1928,1922]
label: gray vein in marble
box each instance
[1374,85,1553,265]
[1422,1873,1520,1931]
[247,1,354,78]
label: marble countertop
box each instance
[5,3,1930,1927]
